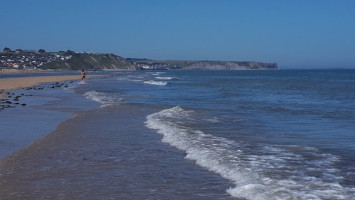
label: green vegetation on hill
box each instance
[41,51,136,70]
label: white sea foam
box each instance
[143,80,167,86]
[145,107,355,200]
[155,76,174,80]
[84,90,123,107]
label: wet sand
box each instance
[0,104,232,200]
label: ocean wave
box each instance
[155,76,175,80]
[145,106,355,200]
[143,80,167,86]
[83,90,124,107]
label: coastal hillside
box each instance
[41,51,136,70]
[1,48,278,71]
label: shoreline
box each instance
[0,74,105,110]
[0,73,103,157]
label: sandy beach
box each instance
[0,75,101,91]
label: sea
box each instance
[0,69,354,200]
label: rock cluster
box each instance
[0,81,73,111]
[0,92,27,110]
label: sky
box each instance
[0,0,354,69]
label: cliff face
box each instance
[42,52,136,70]
[182,61,278,70]
[131,59,278,70]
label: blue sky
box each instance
[1,0,354,68]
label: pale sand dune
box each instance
[0,75,101,91]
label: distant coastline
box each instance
[128,58,278,70]
[1,48,278,71]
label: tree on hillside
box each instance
[38,49,46,53]
[66,50,76,55]
[3,47,11,52]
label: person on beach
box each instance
[81,69,86,83]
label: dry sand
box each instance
[0,75,101,91]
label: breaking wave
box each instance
[143,80,167,86]
[83,90,124,107]
[145,106,355,200]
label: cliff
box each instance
[41,51,136,70]
[182,61,278,70]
